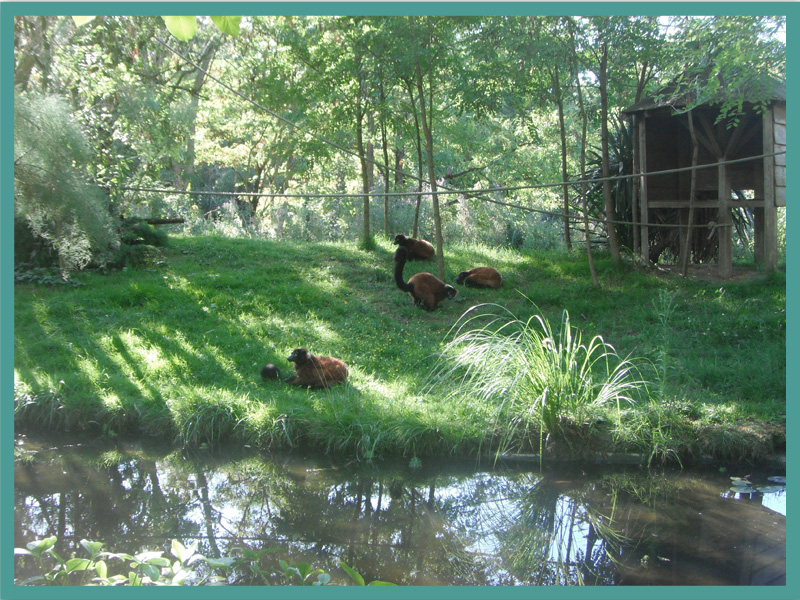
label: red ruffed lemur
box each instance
[393,233,435,261]
[285,348,349,389]
[456,267,503,289]
[393,246,457,311]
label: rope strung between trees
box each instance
[123,150,782,198]
[121,150,782,230]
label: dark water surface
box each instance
[13,433,786,586]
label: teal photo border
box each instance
[1,2,795,599]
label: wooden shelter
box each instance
[623,80,785,276]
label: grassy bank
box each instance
[13,235,786,464]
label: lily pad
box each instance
[767,476,786,484]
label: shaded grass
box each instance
[13,235,786,464]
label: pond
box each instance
[13,433,786,587]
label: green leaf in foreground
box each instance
[162,16,198,41]
[211,16,242,36]
[340,561,397,586]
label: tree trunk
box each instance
[415,62,445,280]
[356,93,371,245]
[173,39,217,192]
[379,83,391,237]
[554,68,572,250]
[570,20,599,287]
[185,40,217,180]
[405,78,425,238]
[598,40,621,262]
[394,147,405,188]
[635,60,649,104]
[249,162,264,215]
[367,112,375,193]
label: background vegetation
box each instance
[13,15,786,270]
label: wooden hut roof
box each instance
[623,76,785,114]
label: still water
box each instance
[13,433,786,586]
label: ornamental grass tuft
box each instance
[427,300,651,460]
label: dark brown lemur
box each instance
[393,233,435,261]
[393,246,457,311]
[285,347,348,389]
[456,267,503,289]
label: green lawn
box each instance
[13,235,786,465]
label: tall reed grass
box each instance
[427,300,651,460]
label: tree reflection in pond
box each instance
[13,435,786,586]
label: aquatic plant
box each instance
[14,536,396,587]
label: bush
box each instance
[14,91,119,274]
[14,217,58,268]
[120,219,169,248]
[99,219,169,270]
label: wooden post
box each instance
[717,160,732,278]
[637,114,649,263]
[681,110,699,276]
[678,210,688,267]
[631,116,641,257]
[759,104,782,271]
[758,106,774,266]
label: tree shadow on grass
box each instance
[14,236,467,450]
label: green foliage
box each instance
[340,561,396,586]
[71,16,96,28]
[14,90,119,274]
[17,15,784,262]
[277,560,330,586]
[161,16,198,41]
[14,217,58,268]
[160,16,242,41]
[73,15,243,43]
[123,220,168,246]
[14,536,394,587]
[14,265,86,287]
[210,16,242,37]
[428,301,650,458]
[665,16,786,126]
[93,219,171,271]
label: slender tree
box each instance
[415,57,445,280]
[593,20,621,263]
[568,19,600,287]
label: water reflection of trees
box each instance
[14,441,783,586]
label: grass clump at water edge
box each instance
[426,300,655,462]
